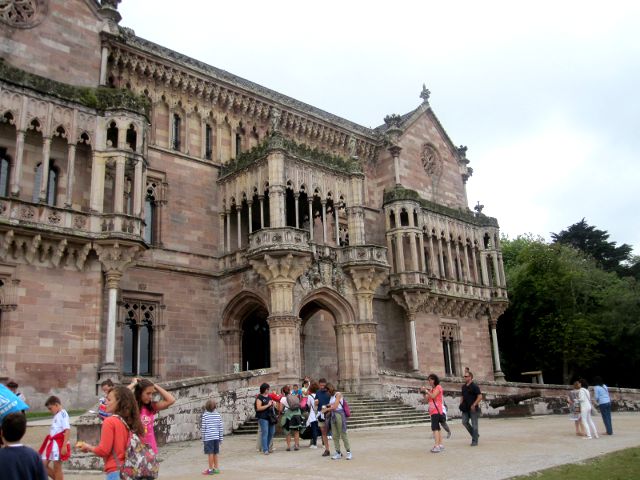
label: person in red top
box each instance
[80,386,144,480]
[421,373,445,453]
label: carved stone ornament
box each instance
[299,259,346,295]
[422,144,443,177]
[0,0,47,29]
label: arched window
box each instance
[126,124,137,151]
[106,121,118,148]
[441,323,460,376]
[172,114,181,151]
[205,124,212,159]
[144,194,156,244]
[32,162,58,205]
[122,299,155,376]
[0,147,10,197]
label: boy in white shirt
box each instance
[39,396,70,480]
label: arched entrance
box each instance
[241,308,270,371]
[298,288,357,384]
[300,301,338,381]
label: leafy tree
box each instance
[551,219,633,276]
[498,236,632,384]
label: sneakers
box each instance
[345,451,352,460]
[438,444,445,451]
[309,444,318,449]
[430,446,442,453]
[328,435,333,440]
[446,431,452,439]
[286,447,291,451]
[322,450,331,457]
[332,452,343,460]
[202,469,214,475]
[294,446,299,451]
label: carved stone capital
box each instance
[94,242,141,274]
[105,270,123,289]
[267,315,299,329]
[357,322,377,334]
[391,291,428,318]
[348,266,387,294]
[250,253,311,285]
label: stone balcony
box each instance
[0,196,145,242]
[336,245,388,268]
[247,227,311,257]
[389,271,430,289]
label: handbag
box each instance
[267,406,278,425]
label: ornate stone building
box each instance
[0,0,507,407]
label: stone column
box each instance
[386,235,395,273]
[349,266,389,386]
[446,238,455,280]
[409,233,419,271]
[307,197,314,239]
[480,252,490,286]
[294,193,300,228]
[236,207,242,248]
[497,252,506,288]
[219,212,226,253]
[247,201,253,234]
[489,317,506,382]
[38,137,52,202]
[89,154,106,213]
[492,254,501,287]
[462,244,472,282]
[64,143,77,207]
[226,210,231,251]
[395,232,405,272]
[10,130,25,197]
[389,145,402,186]
[321,201,327,244]
[335,208,340,246]
[132,158,143,218]
[219,329,241,373]
[471,247,479,283]
[268,185,285,228]
[99,46,109,85]
[249,253,311,384]
[113,156,126,214]
[437,238,446,278]
[95,243,141,381]
[418,233,426,273]
[428,235,437,276]
[392,291,426,373]
[259,195,265,229]
[216,122,223,162]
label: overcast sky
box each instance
[120,0,640,254]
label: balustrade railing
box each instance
[0,197,144,241]
[337,245,388,267]
[247,227,311,255]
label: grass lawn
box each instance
[26,409,86,420]
[511,447,640,479]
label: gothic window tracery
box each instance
[441,322,460,376]
[422,144,443,177]
[32,160,57,206]
[121,299,156,376]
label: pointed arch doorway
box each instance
[241,307,270,371]
[300,300,338,381]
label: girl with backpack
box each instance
[279,385,303,451]
[321,383,352,460]
[79,386,145,479]
[130,378,176,454]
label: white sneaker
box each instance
[345,451,352,460]
[328,435,333,440]
[331,452,342,460]
[309,444,318,449]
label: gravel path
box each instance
[24,412,640,479]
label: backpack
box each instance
[113,416,159,480]
[286,394,301,410]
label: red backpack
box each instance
[342,398,351,418]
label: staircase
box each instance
[233,392,428,435]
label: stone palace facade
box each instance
[0,0,508,407]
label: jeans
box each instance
[461,410,479,443]
[106,472,120,480]
[599,402,613,434]
[258,418,275,453]
[310,420,320,445]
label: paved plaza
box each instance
[23,412,640,479]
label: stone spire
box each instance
[100,0,122,24]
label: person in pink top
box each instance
[421,373,445,453]
[129,378,175,453]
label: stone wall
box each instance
[377,371,640,418]
[71,369,279,470]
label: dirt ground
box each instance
[23,412,640,480]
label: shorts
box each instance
[430,413,443,431]
[42,443,60,462]
[204,439,220,455]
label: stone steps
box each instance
[233,393,428,435]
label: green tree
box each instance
[551,219,633,276]
[500,236,612,384]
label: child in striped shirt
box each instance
[201,399,223,475]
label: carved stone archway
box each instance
[220,291,270,374]
[298,288,357,388]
